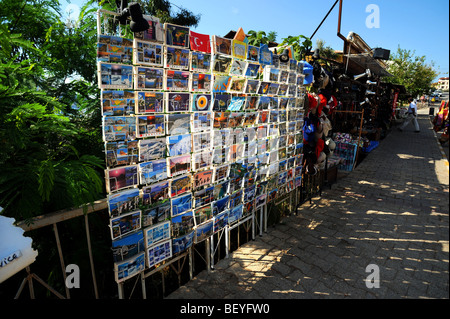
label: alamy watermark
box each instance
[65,264,80,289]
[365,264,380,288]
[366,4,380,29]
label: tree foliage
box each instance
[0,0,104,221]
[278,34,312,61]
[384,46,438,97]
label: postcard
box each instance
[229,59,247,77]
[191,73,212,92]
[165,69,190,91]
[212,196,229,216]
[114,252,145,283]
[191,52,212,72]
[110,210,141,240]
[232,40,247,59]
[244,63,260,78]
[167,134,191,157]
[267,188,278,203]
[99,62,133,89]
[227,96,246,110]
[192,150,212,171]
[193,169,213,189]
[213,210,229,233]
[212,55,232,74]
[171,193,192,218]
[279,70,289,83]
[106,165,139,193]
[189,30,211,53]
[165,23,189,48]
[193,132,212,153]
[229,189,243,209]
[255,193,267,208]
[166,92,190,112]
[243,200,255,217]
[243,113,258,126]
[259,44,273,66]
[112,230,145,262]
[213,112,229,129]
[268,83,280,95]
[97,35,133,64]
[295,175,302,188]
[106,140,138,167]
[139,159,167,185]
[133,15,164,42]
[245,127,257,143]
[263,66,280,82]
[213,180,229,200]
[102,90,135,116]
[165,46,190,70]
[134,40,163,67]
[228,112,244,128]
[212,147,229,165]
[212,94,231,111]
[257,96,270,110]
[136,91,164,114]
[194,185,214,208]
[194,204,213,226]
[278,84,289,96]
[257,81,270,95]
[108,188,140,218]
[147,239,172,268]
[195,219,214,243]
[134,66,164,90]
[170,174,192,197]
[191,93,212,112]
[136,114,165,138]
[247,45,259,62]
[166,113,190,135]
[229,176,244,194]
[144,220,171,248]
[141,180,170,209]
[212,75,232,94]
[172,231,194,255]
[257,125,267,140]
[213,164,229,183]
[228,78,246,94]
[142,201,171,227]
[168,154,191,177]
[213,36,231,55]
[192,112,212,132]
[228,204,243,224]
[138,138,165,162]
[245,81,260,96]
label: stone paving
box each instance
[167,114,449,299]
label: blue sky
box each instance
[65,0,449,81]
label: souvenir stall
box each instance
[96,4,307,298]
[300,31,393,179]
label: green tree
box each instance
[315,39,337,60]
[267,31,277,43]
[384,46,438,97]
[0,0,104,221]
[278,34,312,61]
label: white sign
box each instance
[0,250,22,268]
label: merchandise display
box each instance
[97,10,306,284]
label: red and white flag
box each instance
[189,31,211,53]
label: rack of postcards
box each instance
[97,9,305,289]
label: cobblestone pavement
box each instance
[167,114,449,299]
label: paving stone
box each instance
[165,115,449,300]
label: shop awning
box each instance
[346,53,392,77]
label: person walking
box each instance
[399,97,420,132]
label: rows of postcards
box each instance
[97,14,306,283]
